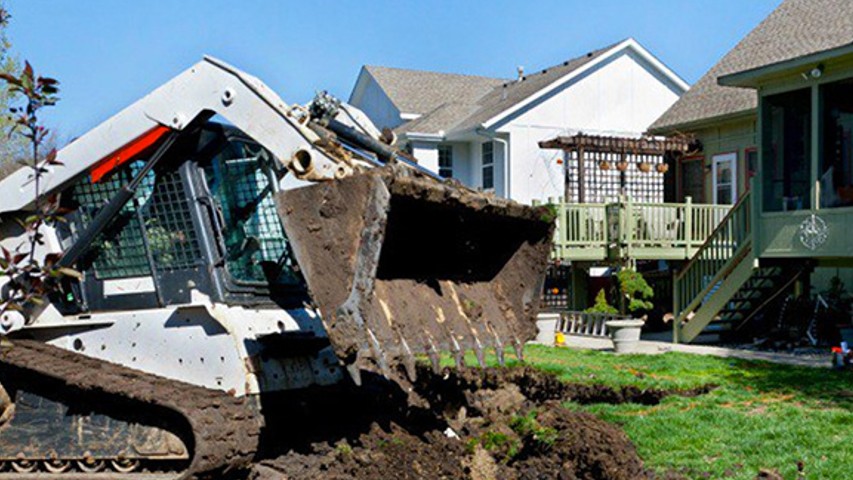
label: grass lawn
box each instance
[510,345,853,479]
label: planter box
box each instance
[535,313,561,346]
[605,319,645,353]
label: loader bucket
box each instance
[276,165,554,383]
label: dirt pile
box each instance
[248,366,704,480]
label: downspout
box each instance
[475,128,510,199]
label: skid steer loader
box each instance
[0,56,553,478]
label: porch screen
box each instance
[763,88,811,212]
[819,78,853,208]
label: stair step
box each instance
[704,322,732,332]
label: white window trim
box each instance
[712,152,738,204]
[438,145,453,179]
[481,141,495,191]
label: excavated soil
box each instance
[247,366,708,480]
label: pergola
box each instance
[539,133,695,203]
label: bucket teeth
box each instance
[396,335,418,382]
[495,346,506,367]
[474,344,486,368]
[366,328,392,379]
[346,364,362,387]
[513,338,525,362]
[427,349,441,374]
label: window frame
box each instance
[481,141,494,190]
[437,144,453,179]
[712,151,738,205]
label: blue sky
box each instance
[7,0,780,139]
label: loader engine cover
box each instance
[276,165,554,382]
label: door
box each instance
[678,156,705,202]
[712,152,737,204]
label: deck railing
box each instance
[542,197,730,261]
[673,191,752,323]
[558,311,629,337]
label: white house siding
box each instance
[349,74,403,130]
[450,143,473,185]
[496,50,682,205]
[411,141,439,173]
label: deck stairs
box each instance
[673,192,808,343]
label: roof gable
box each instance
[383,38,688,137]
[650,0,853,132]
[362,66,504,116]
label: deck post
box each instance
[684,195,693,257]
[672,267,680,344]
[554,197,566,259]
[624,194,633,260]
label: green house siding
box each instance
[750,60,853,263]
[688,118,758,204]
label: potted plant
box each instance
[599,161,611,171]
[605,268,654,353]
[616,160,629,172]
[637,162,652,173]
[656,163,669,174]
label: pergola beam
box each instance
[539,132,694,156]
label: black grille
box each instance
[70,160,202,279]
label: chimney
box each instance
[516,66,524,82]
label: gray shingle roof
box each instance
[364,66,504,117]
[650,0,853,133]
[450,42,620,133]
[372,42,622,136]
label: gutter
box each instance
[401,131,445,142]
[476,127,510,199]
[646,108,757,137]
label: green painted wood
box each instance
[674,192,751,322]
[551,199,729,262]
[677,243,756,343]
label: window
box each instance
[763,88,811,211]
[204,141,301,286]
[438,145,453,178]
[819,78,853,208]
[712,152,737,204]
[70,160,202,280]
[482,141,494,190]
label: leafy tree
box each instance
[0,4,76,331]
[616,268,654,314]
[0,3,27,178]
[585,289,618,315]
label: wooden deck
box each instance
[541,196,730,262]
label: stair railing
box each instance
[674,191,752,326]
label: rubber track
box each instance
[0,339,261,480]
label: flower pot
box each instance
[616,161,629,172]
[656,163,669,174]
[599,161,611,171]
[638,162,652,173]
[535,313,560,346]
[605,319,645,353]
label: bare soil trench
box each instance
[238,366,713,480]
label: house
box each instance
[349,38,688,205]
[654,0,853,343]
